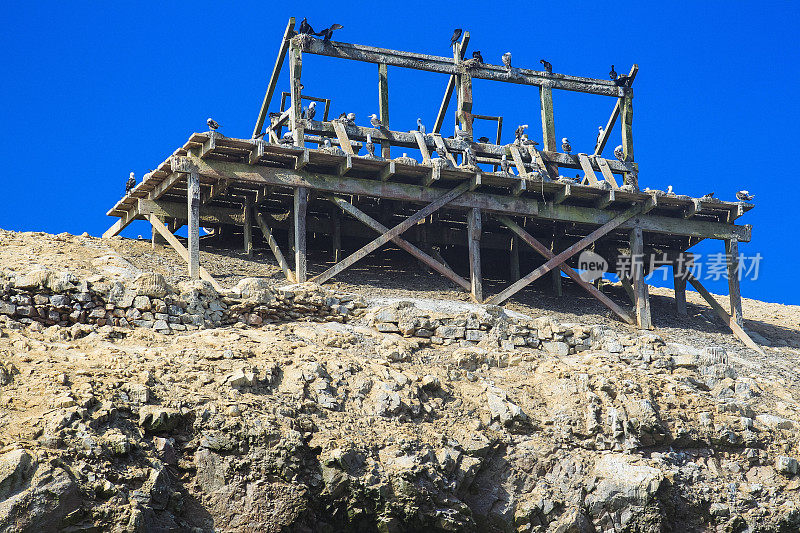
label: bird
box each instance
[323,138,332,148]
[346,112,356,124]
[417,118,426,135]
[500,154,510,174]
[450,28,462,46]
[370,114,382,128]
[736,190,754,201]
[615,75,630,87]
[125,172,136,193]
[477,136,490,143]
[595,126,604,148]
[280,131,294,145]
[337,112,347,120]
[561,137,572,154]
[614,145,625,162]
[502,52,512,72]
[316,23,343,41]
[365,134,376,157]
[609,65,618,80]
[667,185,674,195]
[472,51,483,63]
[515,124,529,143]
[298,18,315,35]
[700,192,715,200]
[540,59,553,74]
[521,134,539,146]
[207,118,220,130]
[302,101,316,120]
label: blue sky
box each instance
[2,2,798,304]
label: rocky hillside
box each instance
[1,229,800,532]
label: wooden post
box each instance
[673,264,688,316]
[510,235,520,282]
[621,89,637,189]
[252,18,295,138]
[187,164,200,280]
[255,212,296,283]
[629,226,652,329]
[378,62,390,159]
[468,208,482,302]
[294,187,308,282]
[454,41,473,137]
[332,208,342,263]
[551,224,563,297]
[539,83,558,178]
[289,40,304,147]
[243,200,253,257]
[726,239,743,327]
[151,216,166,249]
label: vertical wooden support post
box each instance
[539,83,558,178]
[673,264,688,316]
[378,62,390,159]
[294,187,308,283]
[454,41,473,137]
[551,224,563,297]
[726,239,743,327]
[621,90,637,189]
[187,165,201,280]
[509,235,520,282]
[289,40,304,147]
[629,226,652,329]
[332,208,342,263]
[151,216,166,249]
[243,200,253,257]
[467,208,482,302]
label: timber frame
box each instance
[104,18,757,351]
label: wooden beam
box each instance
[620,276,636,306]
[432,134,458,167]
[621,89,637,189]
[551,224,563,297]
[379,160,396,181]
[486,205,641,305]
[379,62,390,159]
[509,145,530,179]
[102,205,140,238]
[643,191,658,214]
[595,156,619,189]
[629,226,652,329]
[187,165,200,279]
[294,187,308,282]
[684,199,701,219]
[150,172,183,201]
[413,130,431,163]
[331,208,342,263]
[457,69,474,136]
[148,214,222,292]
[253,18,295,138]
[254,212,296,282]
[332,121,355,155]
[596,189,615,210]
[554,183,571,204]
[673,264,687,316]
[687,274,764,355]
[243,200,253,257]
[337,153,354,176]
[138,199,241,225]
[312,182,470,285]
[326,195,470,290]
[150,215,166,249]
[539,84,558,178]
[497,215,634,324]
[510,235,520,282]
[594,65,638,156]
[434,31,469,133]
[295,148,310,170]
[467,208,482,302]
[577,153,599,185]
[289,39,304,147]
[726,239,743,327]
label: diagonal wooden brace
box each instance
[496,215,635,324]
[312,182,470,284]
[325,195,470,290]
[254,212,296,283]
[148,215,223,292]
[486,205,641,305]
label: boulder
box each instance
[135,272,171,298]
[586,454,663,515]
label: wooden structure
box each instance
[104,18,757,351]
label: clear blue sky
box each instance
[2,2,798,304]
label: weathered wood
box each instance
[629,226,652,329]
[551,224,563,297]
[379,62,390,159]
[331,208,342,262]
[295,148,310,170]
[643,191,658,214]
[294,187,308,282]
[673,265,687,316]
[148,215,223,291]
[149,172,183,201]
[686,273,764,355]
[253,18,296,138]
[596,189,615,210]
[413,130,431,163]
[621,90,637,189]
[326,195,470,290]
[337,154,354,176]
[594,156,619,189]
[332,121,356,155]
[509,145,530,179]
[457,70,473,136]
[539,85,558,178]
[726,239,743,327]
[243,200,253,257]
[486,205,642,305]
[510,235,520,282]
[432,134,458,167]
[187,167,201,280]
[289,40,304,147]
[434,32,469,133]
[254,212,296,282]
[554,183,571,204]
[594,65,638,155]
[620,276,636,305]
[497,215,635,324]
[103,206,140,238]
[151,215,166,249]
[379,160,396,181]
[312,182,470,285]
[300,39,622,97]
[577,153,599,185]
[467,208,482,302]
[138,199,242,225]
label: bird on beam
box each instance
[561,137,572,154]
[370,114,383,129]
[736,190,754,202]
[417,118,426,135]
[207,118,220,131]
[514,124,528,144]
[297,17,315,35]
[477,136,490,143]
[302,101,316,121]
[502,52,513,73]
[125,172,136,194]
[614,145,625,162]
[450,28,462,47]
[609,65,618,80]
[472,51,483,63]
[540,59,553,74]
[595,126,605,150]
[316,23,343,41]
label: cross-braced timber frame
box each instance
[104,17,757,352]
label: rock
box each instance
[586,454,663,514]
[139,406,183,433]
[0,302,15,316]
[135,272,170,298]
[0,449,35,500]
[435,325,465,339]
[604,339,623,353]
[756,414,794,430]
[709,503,730,517]
[375,322,400,333]
[421,375,440,391]
[776,456,799,476]
[550,508,593,533]
[226,368,257,388]
[375,388,403,416]
[542,341,570,356]
[14,269,50,290]
[485,386,527,427]
[133,295,152,311]
[0,464,79,532]
[47,271,78,293]
[236,278,274,304]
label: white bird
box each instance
[500,154,510,174]
[346,112,356,125]
[667,185,674,195]
[323,138,332,148]
[125,172,136,193]
[370,114,382,128]
[502,52,512,72]
[561,137,572,154]
[736,190,754,201]
[417,118,426,135]
[303,101,316,120]
[595,126,604,147]
[366,134,376,157]
[515,124,529,143]
[614,145,625,162]
[206,118,220,130]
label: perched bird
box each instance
[561,137,572,154]
[615,75,630,87]
[515,124,529,143]
[280,131,294,145]
[502,52,513,72]
[207,118,220,130]
[609,65,618,80]
[417,118,426,135]
[450,28,462,46]
[316,23,343,41]
[454,125,469,141]
[540,59,553,74]
[477,136,490,143]
[500,154,510,174]
[125,172,136,193]
[595,126,604,148]
[365,134,376,157]
[472,51,484,63]
[521,134,539,146]
[323,138,332,148]
[298,18,315,35]
[346,112,356,124]
[700,192,715,200]
[462,145,477,167]
[614,145,625,162]
[337,112,347,120]
[302,101,316,120]
[736,190,754,201]
[667,185,674,195]
[370,114,383,128]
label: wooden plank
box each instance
[150,172,183,201]
[467,208,482,302]
[629,226,652,329]
[253,18,295,138]
[432,134,458,167]
[554,183,571,204]
[539,85,558,178]
[434,32,469,133]
[289,40,304,147]
[457,70,473,136]
[596,189,615,210]
[594,65,638,155]
[595,154,619,188]
[509,145,530,179]
[726,239,743,327]
[551,224,563,297]
[577,153,599,185]
[331,208,342,263]
[497,215,634,324]
[413,130,431,163]
[424,163,441,187]
[486,205,641,305]
[187,167,200,279]
[379,160,396,181]
[255,212,296,282]
[294,187,308,282]
[102,205,140,238]
[684,199,701,219]
[687,274,765,355]
[312,182,470,285]
[642,191,658,214]
[620,276,636,305]
[673,265,687,316]
[148,214,222,292]
[295,148,310,170]
[379,62,390,159]
[326,195,470,290]
[243,200,253,257]
[337,154,354,176]
[332,121,355,155]
[621,90,637,189]
[138,199,241,225]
